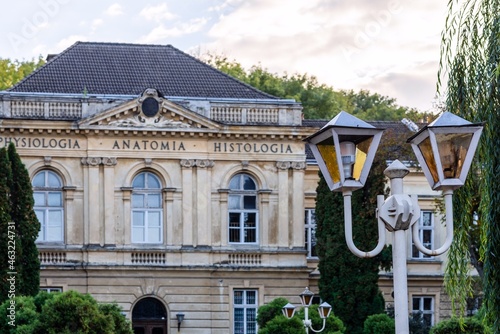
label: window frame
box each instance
[33,170,64,243]
[131,171,164,244]
[412,295,435,327]
[305,208,317,258]
[233,289,258,334]
[412,211,434,259]
[228,173,259,245]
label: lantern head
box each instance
[407,112,483,191]
[305,111,384,192]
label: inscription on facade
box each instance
[1,136,295,154]
[213,142,293,153]
[0,137,80,149]
[112,140,186,151]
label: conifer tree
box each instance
[315,155,390,334]
[7,143,40,297]
[0,147,13,302]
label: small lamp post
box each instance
[282,287,332,333]
[305,111,483,334]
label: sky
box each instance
[0,0,449,112]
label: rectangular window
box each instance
[305,209,317,258]
[412,211,434,259]
[412,296,434,327]
[40,287,62,293]
[132,210,163,243]
[234,290,258,334]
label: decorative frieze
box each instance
[81,157,117,166]
[180,159,214,168]
[276,161,306,170]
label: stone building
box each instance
[0,41,467,333]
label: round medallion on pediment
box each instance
[141,97,160,117]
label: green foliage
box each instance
[256,297,289,328]
[201,52,428,121]
[257,299,346,334]
[0,295,40,333]
[0,148,13,301]
[439,0,500,330]
[429,317,484,334]
[258,315,304,334]
[0,290,133,334]
[363,313,395,334]
[7,143,40,297]
[315,150,391,334]
[0,57,45,90]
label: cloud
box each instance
[57,35,89,51]
[138,18,208,44]
[105,3,124,16]
[139,3,176,22]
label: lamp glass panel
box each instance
[417,136,439,184]
[352,137,372,180]
[435,132,473,179]
[317,137,340,184]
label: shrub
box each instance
[257,297,289,328]
[363,313,395,334]
[430,317,484,334]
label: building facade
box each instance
[0,41,466,333]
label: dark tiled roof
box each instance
[9,42,279,100]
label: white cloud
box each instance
[138,18,208,44]
[56,35,89,51]
[105,3,124,16]
[139,3,176,22]
[91,18,103,32]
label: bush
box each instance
[363,313,395,334]
[430,317,484,334]
[0,290,133,334]
[257,297,289,328]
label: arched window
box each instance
[33,170,64,242]
[132,171,163,243]
[228,173,258,244]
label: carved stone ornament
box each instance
[276,161,291,170]
[290,161,306,170]
[81,157,102,166]
[195,159,215,168]
[102,157,118,166]
[107,88,191,129]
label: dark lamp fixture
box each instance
[407,112,483,191]
[305,111,384,192]
[318,302,332,319]
[299,287,314,307]
[282,303,296,319]
[176,313,185,331]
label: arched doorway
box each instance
[132,297,168,334]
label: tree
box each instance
[200,53,426,121]
[6,143,40,297]
[315,150,391,334]
[439,0,500,330]
[0,57,45,90]
[0,148,13,302]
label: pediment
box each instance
[79,88,220,130]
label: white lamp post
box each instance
[305,111,483,334]
[282,287,332,333]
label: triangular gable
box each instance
[79,88,221,130]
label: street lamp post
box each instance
[282,287,332,333]
[305,111,483,334]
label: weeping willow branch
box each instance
[439,0,500,331]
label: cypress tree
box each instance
[0,147,13,302]
[7,143,40,297]
[316,156,390,334]
[315,123,413,334]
